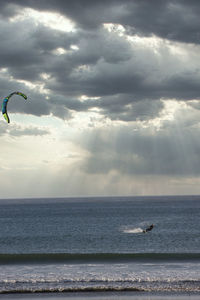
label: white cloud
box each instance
[9,7,76,33]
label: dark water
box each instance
[0,196,199,294]
[0,195,199,254]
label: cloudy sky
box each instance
[1,0,200,198]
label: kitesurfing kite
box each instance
[2,91,27,123]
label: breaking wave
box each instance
[1,279,200,294]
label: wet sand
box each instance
[0,292,199,300]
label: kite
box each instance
[2,92,27,123]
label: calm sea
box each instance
[0,195,199,295]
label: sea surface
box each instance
[0,195,199,297]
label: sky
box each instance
[1,0,200,198]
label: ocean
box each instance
[0,195,199,299]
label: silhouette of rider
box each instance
[143,224,154,233]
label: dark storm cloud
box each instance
[1,0,200,43]
[119,0,200,44]
[0,0,200,122]
[0,19,78,80]
[0,17,76,118]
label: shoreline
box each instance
[0,291,200,300]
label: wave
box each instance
[0,253,200,264]
[1,280,200,294]
[0,287,143,294]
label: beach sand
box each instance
[0,292,199,300]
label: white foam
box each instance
[122,227,143,233]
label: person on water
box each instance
[143,224,154,233]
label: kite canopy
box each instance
[2,91,27,123]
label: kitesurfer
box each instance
[143,224,154,233]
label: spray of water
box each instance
[121,226,143,234]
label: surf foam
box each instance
[122,227,143,233]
